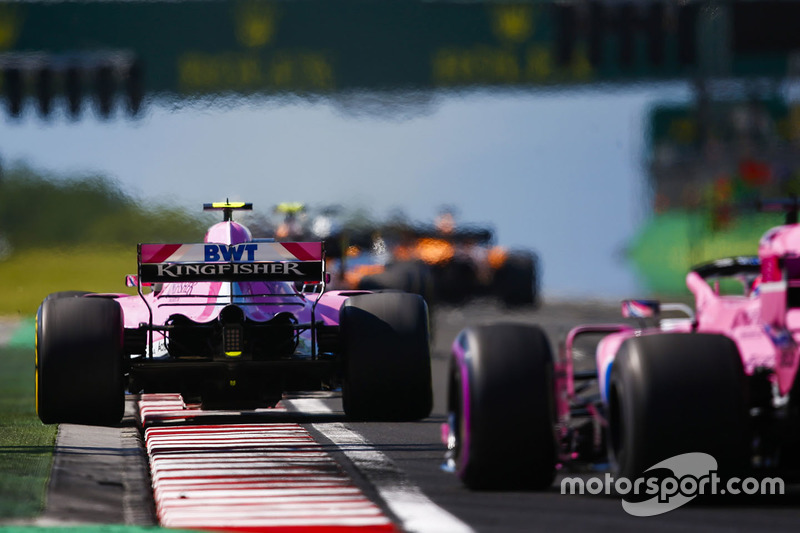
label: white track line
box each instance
[285,398,475,533]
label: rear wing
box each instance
[138,242,325,283]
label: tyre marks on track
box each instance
[139,393,395,531]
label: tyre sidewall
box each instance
[455,323,556,489]
[37,296,124,425]
[608,333,748,480]
[341,292,432,421]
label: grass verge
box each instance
[0,246,137,317]
[0,245,136,516]
[0,344,56,519]
[0,334,199,532]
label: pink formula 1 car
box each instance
[443,201,800,489]
[35,202,432,426]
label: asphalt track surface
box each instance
[24,300,800,531]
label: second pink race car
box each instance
[444,199,800,489]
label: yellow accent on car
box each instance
[275,202,305,214]
[226,351,242,357]
[212,201,246,208]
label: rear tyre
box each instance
[608,333,749,480]
[341,292,432,421]
[494,252,539,307]
[36,296,125,425]
[448,323,557,489]
[435,259,477,304]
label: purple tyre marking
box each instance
[451,336,472,478]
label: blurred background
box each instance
[2,0,800,313]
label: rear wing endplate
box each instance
[138,242,325,283]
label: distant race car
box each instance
[35,202,432,425]
[333,221,540,308]
[442,199,800,489]
[260,204,540,307]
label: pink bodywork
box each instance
[108,221,357,352]
[561,223,800,426]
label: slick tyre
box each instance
[449,323,556,490]
[36,296,125,425]
[341,292,433,421]
[435,260,476,304]
[608,333,749,480]
[494,252,539,307]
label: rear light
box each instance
[224,324,243,357]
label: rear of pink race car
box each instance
[35,202,433,425]
[444,200,800,489]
